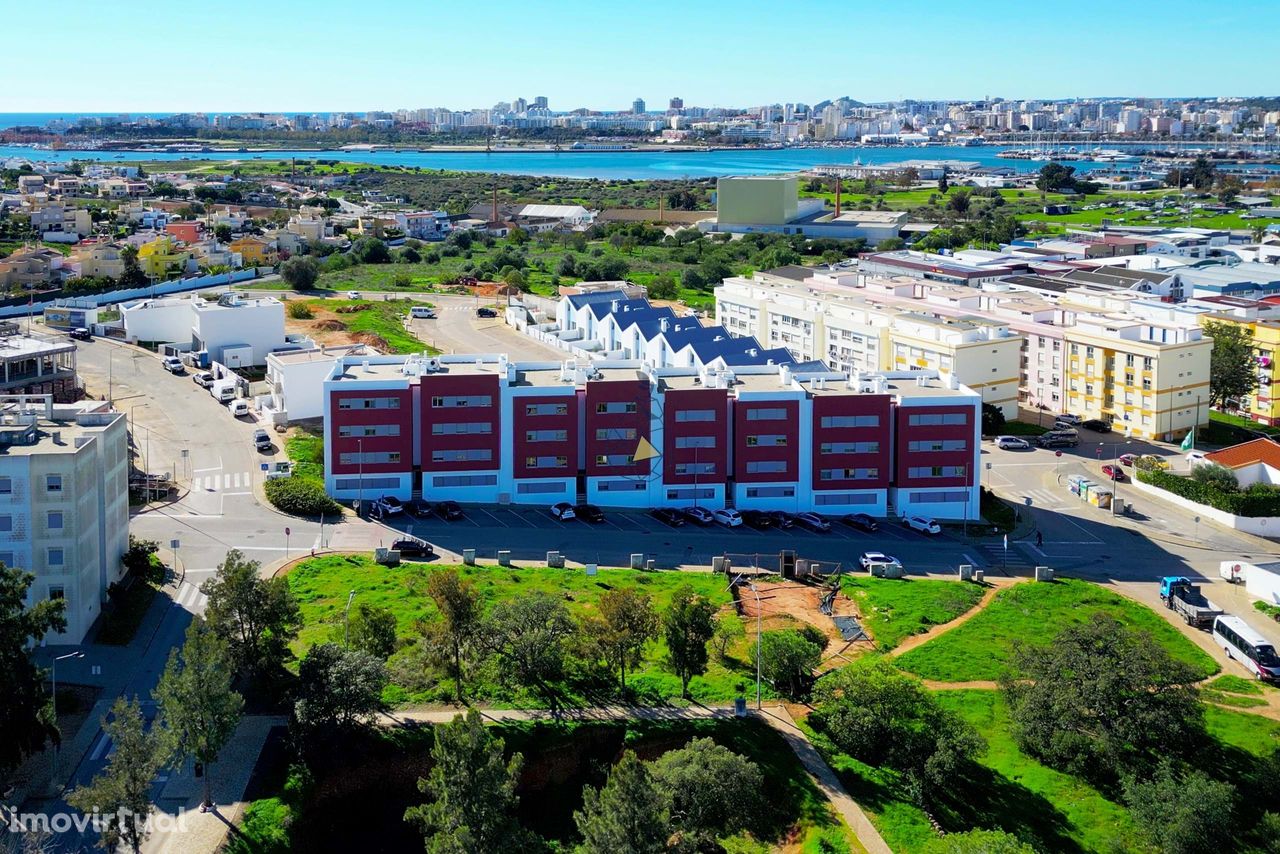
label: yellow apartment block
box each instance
[1197,314,1280,426]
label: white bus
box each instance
[1212,615,1280,682]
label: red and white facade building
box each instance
[323,353,982,520]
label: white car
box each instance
[372,496,404,517]
[712,508,743,527]
[192,371,215,388]
[228,399,250,417]
[1053,413,1082,426]
[905,516,942,535]
[995,436,1030,450]
[346,290,361,300]
[161,356,185,374]
[859,551,902,571]
[550,501,576,520]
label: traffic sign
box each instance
[1055,450,1063,457]
[285,527,291,537]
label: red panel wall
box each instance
[733,399,800,483]
[327,388,414,476]
[512,393,579,479]
[584,379,651,478]
[894,403,975,488]
[662,387,729,485]
[811,393,892,489]
[419,373,501,472]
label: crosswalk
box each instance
[174,582,208,613]
[190,471,252,492]
[1014,487,1068,510]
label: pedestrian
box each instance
[1035,531,1043,548]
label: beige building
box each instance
[0,397,129,643]
[71,242,127,279]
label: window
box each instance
[745,460,788,474]
[594,428,635,441]
[48,585,64,600]
[432,474,498,488]
[675,436,715,449]
[820,441,880,454]
[433,422,493,435]
[525,455,568,469]
[595,454,636,467]
[745,486,796,498]
[0,477,10,495]
[814,492,876,505]
[47,511,63,530]
[525,402,568,416]
[46,475,63,493]
[675,409,716,422]
[596,479,646,492]
[526,429,569,442]
[746,408,787,421]
[746,434,787,447]
[595,401,638,414]
[674,462,715,475]
[517,481,567,495]
[0,516,9,533]
[819,468,878,481]
[47,548,64,567]
[666,487,716,500]
[907,413,967,426]
[820,415,879,428]
[908,465,967,479]
[432,395,492,408]
[338,424,402,437]
[339,451,402,465]
[334,476,400,491]
[907,439,967,452]
[431,449,493,463]
[1143,357,1154,371]
[911,490,970,503]
[338,397,400,410]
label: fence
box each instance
[0,269,260,319]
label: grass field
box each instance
[286,556,761,705]
[291,298,432,354]
[894,579,1219,682]
[840,576,984,651]
[285,431,324,487]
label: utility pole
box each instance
[748,581,762,710]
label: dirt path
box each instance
[885,577,1019,659]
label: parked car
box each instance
[550,501,577,520]
[741,509,775,530]
[1118,453,1138,467]
[373,496,404,517]
[712,508,744,527]
[409,306,436,319]
[405,498,433,518]
[649,507,685,528]
[346,290,361,300]
[859,551,902,571]
[252,428,272,451]
[995,435,1031,450]
[69,327,92,341]
[575,503,605,523]
[435,501,464,520]
[841,513,879,532]
[476,307,498,318]
[1053,419,1080,431]
[682,506,715,526]
[794,512,831,533]
[1081,419,1112,433]
[1101,464,1126,482]
[1037,432,1079,449]
[904,515,942,535]
[228,399,250,417]
[766,510,795,529]
[1138,454,1170,471]
[161,356,185,374]
[391,537,435,559]
[1053,413,1082,426]
[192,371,215,388]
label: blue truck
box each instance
[1159,577,1224,629]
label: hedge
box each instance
[1136,468,1280,517]
[264,476,342,517]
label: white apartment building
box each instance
[0,397,128,643]
[121,293,295,367]
[716,274,1022,417]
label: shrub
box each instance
[280,255,320,290]
[265,477,342,517]
[1138,468,1280,516]
[1190,462,1238,492]
[286,302,314,320]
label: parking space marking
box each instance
[473,508,510,528]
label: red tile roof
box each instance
[1205,437,1280,470]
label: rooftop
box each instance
[1205,438,1280,471]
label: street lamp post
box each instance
[51,650,84,788]
[343,590,357,647]
[748,581,762,710]
[1101,436,1132,515]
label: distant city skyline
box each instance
[1,0,1275,113]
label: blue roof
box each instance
[566,290,627,310]
[718,346,797,367]
[587,297,651,321]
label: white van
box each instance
[409,306,437,319]
[228,399,250,417]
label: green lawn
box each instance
[286,556,762,705]
[895,579,1219,682]
[841,576,984,651]
[1203,674,1275,709]
[285,430,324,487]
[996,420,1051,437]
[301,298,435,355]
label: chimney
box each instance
[611,299,620,313]
[660,317,670,332]
[779,365,792,387]
[361,360,371,373]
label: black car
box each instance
[1081,419,1112,433]
[575,503,605,523]
[649,507,685,527]
[476,307,498,318]
[391,537,434,559]
[766,510,795,529]
[435,500,464,520]
[741,510,775,531]
[69,327,92,341]
[841,513,878,532]
[405,498,433,518]
[1037,433,1079,449]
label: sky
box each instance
[1,0,1275,113]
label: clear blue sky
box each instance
[4,0,1275,112]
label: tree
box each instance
[574,751,669,854]
[679,267,704,291]
[1191,461,1239,491]
[662,586,716,698]
[646,273,678,301]
[875,237,906,251]
[404,709,530,853]
[1002,614,1204,779]
[154,619,244,810]
[0,565,66,771]
[352,236,391,264]
[814,658,984,802]
[937,172,951,195]
[1123,760,1236,854]
[483,593,575,702]
[425,569,481,701]
[1187,155,1218,191]
[280,255,320,290]
[501,268,527,291]
[1036,162,1079,194]
[119,244,146,287]
[752,629,821,700]
[1202,319,1259,410]
[66,697,165,854]
[981,402,1006,436]
[201,549,301,679]
[294,642,386,735]
[213,224,234,243]
[922,829,1038,854]
[398,246,422,263]
[711,613,744,660]
[946,188,972,217]
[583,588,658,692]
[650,738,762,845]
[348,602,398,659]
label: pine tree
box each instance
[574,751,669,854]
[662,586,716,698]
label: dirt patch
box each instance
[285,301,368,347]
[737,578,861,660]
[314,319,347,332]
[353,332,390,350]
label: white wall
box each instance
[121,299,195,345]
[194,301,286,365]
